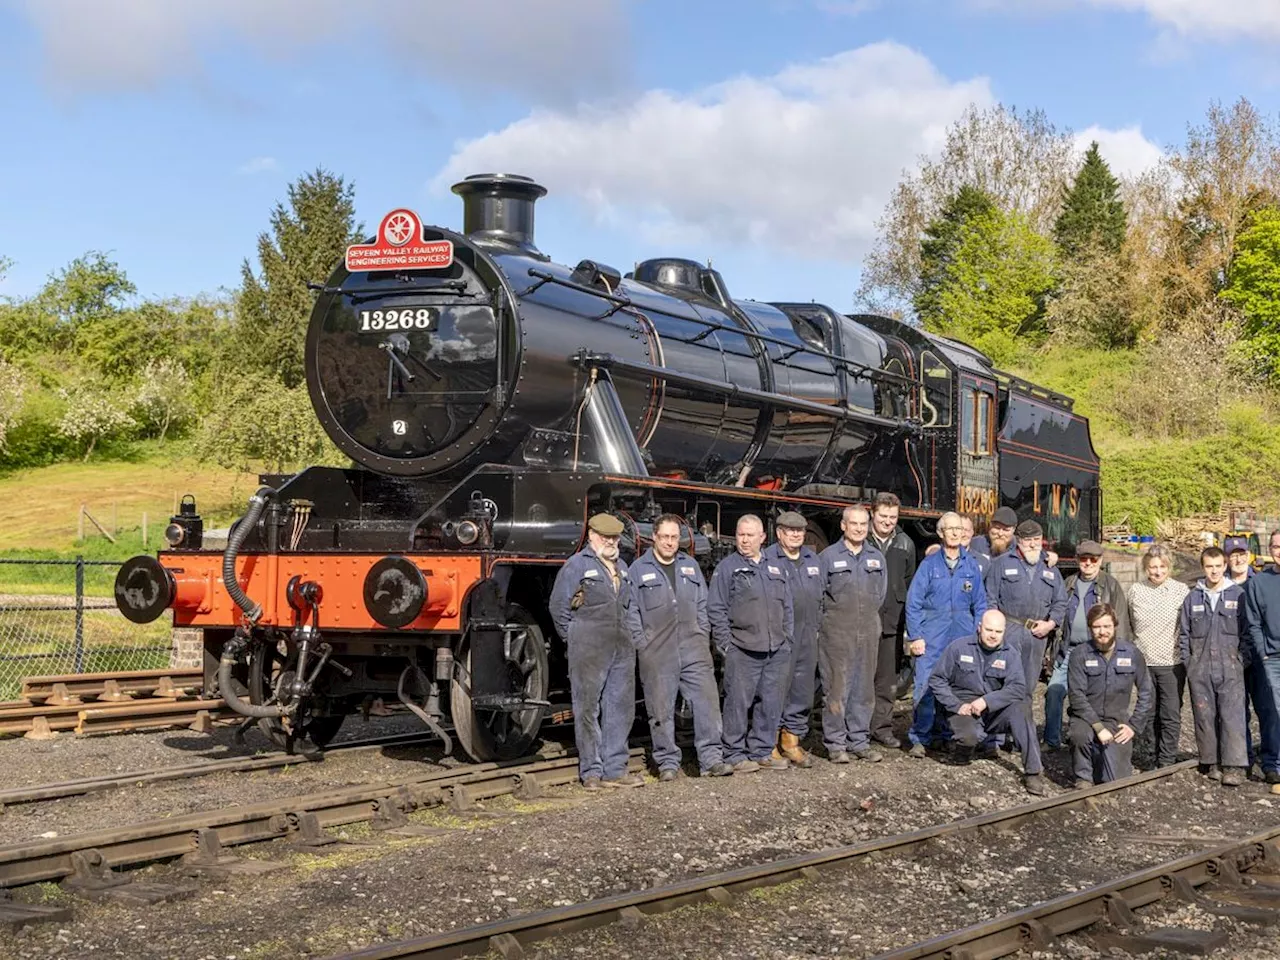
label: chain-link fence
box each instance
[0,558,172,701]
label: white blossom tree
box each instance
[0,359,26,451]
[57,383,134,461]
[133,358,193,442]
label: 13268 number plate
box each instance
[358,307,436,332]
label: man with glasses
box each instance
[549,513,648,790]
[1243,530,1280,784]
[1044,540,1129,750]
[904,511,987,757]
[631,515,734,780]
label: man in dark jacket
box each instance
[708,514,795,773]
[969,506,1017,569]
[1178,546,1247,786]
[1044,540,1130,749]
[549,513,648,790]
[869,492,917,749]
[928,609,1047,795]
[1243,529,1280,784]
[631,514,733,780]
[763,511,823,767]
[1068,602,1154,786]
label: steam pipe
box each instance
[222,486,275,623]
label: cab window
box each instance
[921,350,951,428]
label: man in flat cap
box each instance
[969,506,1018,574]
[550,513,647,789]
[1044,539,1129,750]
[763,510,823,767]
[631,514,733,779]
[708,514,795,772]
[985,518,1066,739]
[816,504,888,762]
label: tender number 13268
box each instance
[359,308,436,332]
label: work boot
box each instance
[1221,767,1245,787]
[1265,770,1280,784]
[907,743,927,759]
[582,776,602,791]
[852,747,882,763]
[757,755,790,771]
[827,750,850,764]
[1024,774,1049,797]
[703,763,734,777]
[1073,779,1092,790]
[733,759,761,774]
[779,730,815,768]
[872,732,902,749]
[1199,764,1222,781]
[602,773,645,789]
[658,768,679,783]
[974,742,998,761]
[952,744,974,765]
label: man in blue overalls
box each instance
[904,511,987,757]
[631,514,734,780]
[708,514,795,773]
[928,609,1048,795]
[816,505,888,763]
[1068,602,1154,785]
[985,519,1066,739]
[549,513,647,790]
[1178,546,1248,786]
[763,511,823,768]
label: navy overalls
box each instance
[1178,579,1247,769]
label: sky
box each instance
[2,0,1280,310]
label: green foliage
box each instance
[200,374,344,472]
[237,169,362,388]
[915,189,1058,365]
[0,389,76,470]
[1221,206,1280,382]
[1054,142,1127,258]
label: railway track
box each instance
[0,744,625,890]
[0,730,439,810]
[312,758,1278,960]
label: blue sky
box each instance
[1,0,1279,309]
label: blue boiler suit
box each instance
[904,547,987,747]
[549,547,646,783]
[985,550,1067,723]
[1178,580,1247,769]
[1067,639,1155,784]
[815,540,887,754]
[630,549,725,774]
[763,542,823,740]
[708,551,795,765]
[927,634,1042,775]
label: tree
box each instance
[132,358,194,442]
[1044,236,1141,349]
[237,169,362,388]
[1221,206,1280,383]
[1054,142,1127,258]
[915,193,1058,365]
[859,104,1076,313]
[56,382,134,461]
[0,360,26,451]
[200,373,341,472]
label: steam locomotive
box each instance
[114,174,1100,761]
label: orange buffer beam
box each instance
[159,553,480,631]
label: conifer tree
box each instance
[1053,142,1127,259]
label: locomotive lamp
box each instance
[164,495,203,550]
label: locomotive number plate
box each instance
[358,307,437,332]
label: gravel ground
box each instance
[1036,899,1280,959]
[0,692,1275,960]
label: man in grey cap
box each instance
[708,514,795,772]
[970,506,1018,573]
[1044,539,1129,749]
[985,518,1066,739]
[763,510,823,767]
[550,513,647,790]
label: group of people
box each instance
[547,498,1280,795]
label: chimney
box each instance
[451,173,548,256]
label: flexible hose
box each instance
[222,486,274,622]
[218,627,289,718]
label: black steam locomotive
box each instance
[115,174,1100,760]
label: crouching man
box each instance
[1068,602,1154,787]
[928,609,1048,795]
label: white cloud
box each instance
[974,0,1280,42]
[1074,125,1165,178]
[434,42,994,262]
[236,156,278,176]
[13,0,629,102]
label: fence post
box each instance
[74,555,85,673]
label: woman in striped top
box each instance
[1127,545,1190,768]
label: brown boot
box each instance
[779,730,814,768]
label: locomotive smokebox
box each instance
[451,173,547,256]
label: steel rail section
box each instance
[0,750,633,888]
[0,731,438,808]
[872,826,1280,960]
[324,759,1199,960]
[20,668,203,704]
